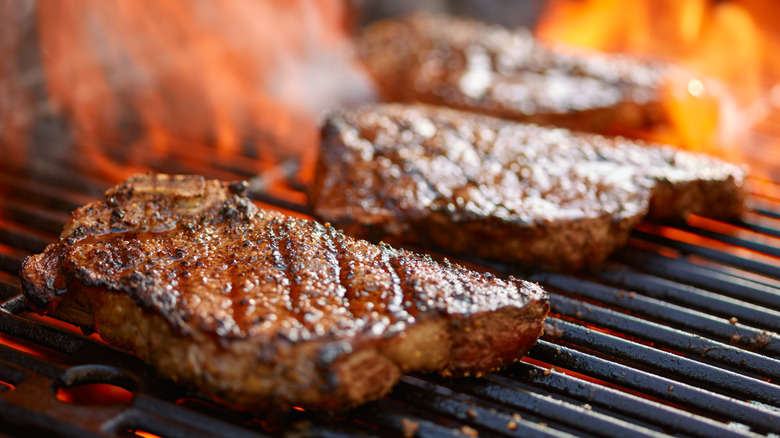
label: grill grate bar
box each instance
[0,343,65,379]
[301,424,387,438]
[151,156,246,183]
[543,317,780,405]
[0,311,184,396]
[0,220,56,255]
[163,142,290,181]
[108,410,238,438]
[529,341,780,434]
[0,199,71,236]
[617,247,780,309]
[501,361,761,438]
[0,360,29,388]
[0,252,24,278]
[741,213,780,239]
[673,223,780,259]
[124,396,272,438]
[0,274,21,302]
[631,229,780,279]
[532,272,780,355]
[596,264,780,331]
[749,203,780,221]
[0,398,108,438]
[446,373,670,438]
[0,173,97,214]
[0,296,29,315]
[0,310,103,359]
[549,293,780,380]
[351,398,472,437]
[391,376,585,438]
[0,163,112,201]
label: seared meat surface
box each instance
[310,104,746,271]
[20,173,549,412]
[358,14,687,140]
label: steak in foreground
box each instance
[20,173,549,412]
[310,104,746,271]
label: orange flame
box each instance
[20,0,370,182]
[536,0,780,171]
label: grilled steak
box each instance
[358,14,691,140]
[20,173,549,412]
[309,104,746,271]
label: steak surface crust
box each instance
[310,104,746,271]
[20,173,549,412]
[358,14,687,140]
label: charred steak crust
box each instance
[358,13,681,139]
[309,104,746,271]
[20,173,549,412]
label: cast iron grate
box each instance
[1,150,780,437]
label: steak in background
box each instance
[20,173,549,412]
[310,104,746,271]
[358,13,690,141]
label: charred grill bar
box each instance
[1,136,780,437]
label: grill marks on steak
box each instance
[358,14,685,139]
[310,104,746,271]
[20,173,549,412]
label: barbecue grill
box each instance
[3,3,780,437]
[2,125,780,437]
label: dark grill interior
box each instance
[1,132,780,437]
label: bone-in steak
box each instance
[20,173,549,412]
[358,13,692,141]
[309,104,746,271]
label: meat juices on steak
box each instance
[358,14,696,140]
[20,173,549,412]
[309,104,746,272]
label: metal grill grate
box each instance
[2,148,780,437]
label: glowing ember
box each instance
[128,431,164,438]
[56,383,134,405]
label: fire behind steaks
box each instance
[20,174,549,412]
[310,104,746,272]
